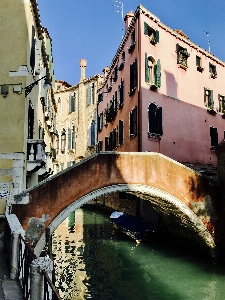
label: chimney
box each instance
[124,11,134,31]
[80,59,87,81]
[102,66,110,78]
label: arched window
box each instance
[148,103,162,138]
[145,54,161,89]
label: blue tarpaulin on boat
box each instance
[110,212,154,233]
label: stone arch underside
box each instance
[36,183,215,253]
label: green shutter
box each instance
[144,22,148,35]
[209,90,214,109]
[73,93,76,111]
[133,106,137,135]
[69,95,72,113]
[154,30,159,43]
[87,84,91,105]
[68,128,71,150]
[154,59,161,88]
[145,53,149,83]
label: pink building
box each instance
[97,4,225,166]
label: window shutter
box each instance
[119,120,124,144]
[148,103,156,133]
[120,80,124,105]
[144,22,148,35]
[130,63,134,92]
[154,59,161,88]
[73,93,76,111]
[87,84,91,105]
[105,136,109,151]
[69,95,72,113]
[30,26,35,74]
[91,120,95,146]
[145,53,149,83]
[130,111,134,136]
[209,90,214,109]
[133,106,137,135]
[176,43,180,64]
[156,107,163,135]
[53,115,56,133]
[67,128,71,150]
[154,30,159,43]
[210,127,218,147]
[133,59,137,89]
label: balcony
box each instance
[27,139,46,172]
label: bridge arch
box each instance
[12,152,218,253]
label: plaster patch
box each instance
[25,214,50,244]
[191,195,217,222]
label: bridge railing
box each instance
[18,234,62,300]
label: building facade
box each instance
[97,5,225,167]
[54,60,103,171]
[0,0,56,215]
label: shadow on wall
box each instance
[165,71,177,99]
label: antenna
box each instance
[113,0,124,39]
[204,31,211,52]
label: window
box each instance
[118,79,124,108]
[88,120,96,146]
[130,106,137,137]
[130,59,137,96]
[61,129,66,154]
[97,141,103,152]
[91,83,95,104]
[145,54,161,89]
[67,128,72,150]
[108,127,118,151]
[209,63,217,79]
[119,52,125,71]
[98,92,103,104]
[86,84,91,105]
[72,126,76,149]
[204,88,214,109]
[176,44,190,68]
[69,92,76,113]
[128,30,136,54]
[105,136,109,151]
[113,64,118,82]
[210,127,218,147]
[144,22,159,44]
[148,103,162,138]
[106,97,117,123]
[97,112,104,131]
[30,26,35,74]
[219,95,225,114]
[28,100,34,139]
[119,120,124,145]
[196,56,204,72]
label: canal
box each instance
[52,206,225,300]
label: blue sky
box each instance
[37,0,225,86]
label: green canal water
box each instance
[52,206,225,300]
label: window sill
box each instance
[197,66,204,72]
[178,64,188,70]
[210,73,217,79]
[207,109,217,116]
[130,134,137,139]
[118,103,124,110]
[128,43,136,54]
[119,63,124,71]
[128,87,136,97]
[148,132,161,140]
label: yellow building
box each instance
[54,60,103,170]
[0,0,56,215]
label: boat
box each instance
[110,211,156,243]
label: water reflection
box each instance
[52,206,225,300]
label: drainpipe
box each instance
[137,14,141,152]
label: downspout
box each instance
[137,14,141,152]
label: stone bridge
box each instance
[11,152,220,254]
